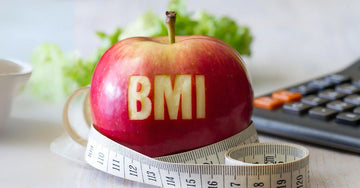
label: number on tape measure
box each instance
[108,151,125,177]
[85,122,310,188]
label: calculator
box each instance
[252,58,360,153]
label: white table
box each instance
[1,79,359,188]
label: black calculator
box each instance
[252,58,360,153]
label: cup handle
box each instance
[63,86,91,146]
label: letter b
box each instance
[128,76,152,120]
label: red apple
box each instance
[90,11,253,157]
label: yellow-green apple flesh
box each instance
[90,35,253,157]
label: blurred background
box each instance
[2,0,360,96]
[1,0,360,187]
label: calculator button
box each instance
[289,85,317,95]
[301,95,329,106]
[318,89,346,100]
[335,112,360,126]
[307,79,334,90]
[352,79,360,87]
[309,107,337,120]
[344,95,360,105]
[254,96,284,110]
[272,90,302,102]
[354,107,360,114]
[283,102,312,115]
[335,83,360,94]
[326,100,355,111]
[324,74,351,84]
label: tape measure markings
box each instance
[85,122,309,188]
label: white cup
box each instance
[0,59,32,126]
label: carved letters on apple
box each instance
[128,75,205,120]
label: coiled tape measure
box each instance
[64,87,310,188]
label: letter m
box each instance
[154,75,192,120]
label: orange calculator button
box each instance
[272,90,302,102]
[254,96,284,110]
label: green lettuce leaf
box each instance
[119,11,167,40]
[29,44,78,102]
[63,28,122,89]
[29,29,122,102]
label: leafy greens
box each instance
[29,0,253,102]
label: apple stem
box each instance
[165,11,176,44]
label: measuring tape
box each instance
[84,122,309,188]
[63,87,310,188]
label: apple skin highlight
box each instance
[90,35,253,157]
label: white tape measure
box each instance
[84,122,309,188]
[63,87,310,188]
